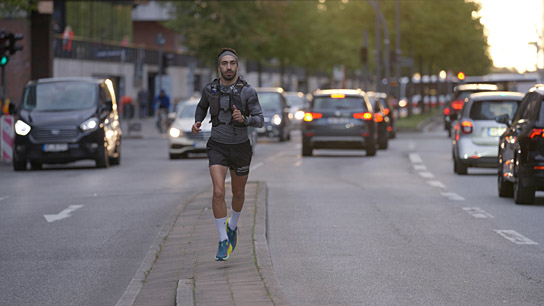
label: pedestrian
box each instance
[137,88,149,118]
[192,48,264,261]
[154,89,171,133]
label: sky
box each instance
[474,0,543,72]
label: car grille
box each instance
[32,127,79,142]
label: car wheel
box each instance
[378,137,388,150]
[514,176,535,204]
[30,161,43,170]
[13,154,27,171]
[454,157,468,175]
[498,172,514,197]
[302,141,312,157]
[109,142,121,165]
[95,144,110,168]
[366,139,377,156]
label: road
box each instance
[0,120,543,305]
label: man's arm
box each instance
[244,87,264,128]
[195,88,209,123]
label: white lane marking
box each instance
[427,180,446,188]
[463,207,493,218]
[251,162,264,171]
[441,192,465,201]
[44,205,84,223]
[0,196,8,202]
[419,171,434,179]
[413,164,427,171]
[294,160,302,167]
[494,230,539,245]
[409,153,423,164]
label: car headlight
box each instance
[294,110,305,120]
[15,120,31,136]
[80,117,99,132]
[272,114,282,125]
[169,127,181,138]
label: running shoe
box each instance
[226,218,239,251]
[215,239,232,261]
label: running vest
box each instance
[208,77,249,127]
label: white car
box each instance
[168,99,211,159]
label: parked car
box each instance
[285,91,309,129]
[366,92,390,150]
[12,77,122,170]
[443,83,499,137]
[255,87,292,141]
[168,99,257,159]
[301,89,377,157]
[497,85,544,204]
[451,91,523,175]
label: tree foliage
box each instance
[165,0,492,76]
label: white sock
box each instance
[215,217,228,242]
[229,210,241,230]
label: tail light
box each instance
[443,107,451,116]
[353,112,372,120]
[374,113,384,122]
[383,108,390,116]
[304,112,322,122]
[530,128,544,139]
[451,100,464,110]
[461,120,473,134]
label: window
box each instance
[469,100,519,120]
[313,96,367,111]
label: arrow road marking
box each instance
[463,207,493,218]
[44,205,84,223]
[494,230,538,245]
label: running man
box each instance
[192,48,264,261]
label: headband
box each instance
[218,51,238,65]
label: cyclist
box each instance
[154,89,171,133]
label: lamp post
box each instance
[367,0,390,95]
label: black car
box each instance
[444,83,499,137]
[367,91,396,138]
[255,87,292,141]
[13,77,122,170]
[497,85,544,204]
[366,91,391,149]
[301,89,377,157]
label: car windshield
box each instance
[313,96,368,111]
[179,103,198,118]
[469,100,519,120]
[23,82,97,111]
[257,92,282,111]
[286,95,305,108]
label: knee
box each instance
[213,187,225,200]
[232,189,245,200]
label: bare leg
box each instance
[230,169,249,213]
[210,165,229,218]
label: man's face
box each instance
[218,55,238,81]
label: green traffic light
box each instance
[0,55,8,66]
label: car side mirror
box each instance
[495,114,511,127]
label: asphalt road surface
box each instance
[1,120,543,306]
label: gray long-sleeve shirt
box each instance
[195,79,264,144]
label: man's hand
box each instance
[192,121,202,134]
[232,105,245,123]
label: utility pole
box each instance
[368,0,390,95]
[395,0,401,79]
[156,33,165,92]
[373,0,381,91]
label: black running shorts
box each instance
[206,139,253,176]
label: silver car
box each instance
[452,91,523,174]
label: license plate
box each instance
[43,143,68,152]
[488,127,506,136]
[193,141,206,149]
[328,118,350,124]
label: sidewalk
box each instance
[117,181,291,306]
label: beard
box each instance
[220,69,236,81]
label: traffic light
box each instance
[8,33,23,55]
[0,30,9,66]
[161,53,174,74]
